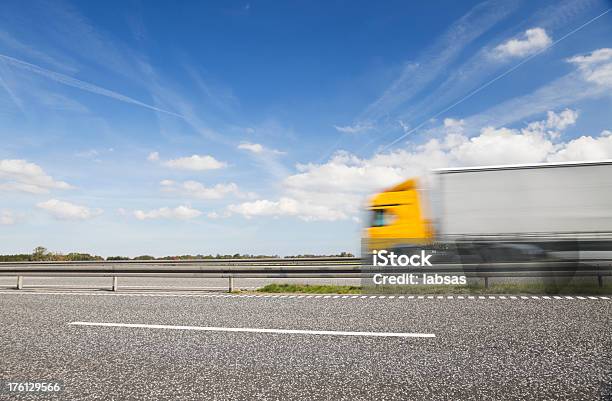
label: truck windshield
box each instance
[370,209,389,227]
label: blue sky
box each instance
[0,0,611,256]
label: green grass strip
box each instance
[257,283,361,294]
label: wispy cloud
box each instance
[184,64,239,117]
[381,10,612,151]
[31,1,141,80]
[0,53,182,117]
[0,66,24,112]
[333,122,374,134]
[75,149,99,159]
[339,0,607,155]
[0,29,78,73]
[133,205,202,220]
[236,140,289,179]
[0,209,15,225]
[459,49,611,131]
[360,0,518,122]
[160,180,256,200]
[237,142,284,155]
[140,64,226,143]
[161,154,227,171]
[75,148,114,161]
[568,48,612,87]
[393,1,596,125]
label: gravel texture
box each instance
[0,291,611,400]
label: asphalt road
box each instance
[0,290,611,400]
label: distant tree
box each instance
[65,253,103,261]
[32,246,48,261]
[0,249,355,263]
[0,254,31,262]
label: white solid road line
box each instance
[0,291,609,301]
[68,321,436,338]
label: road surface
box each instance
[0,290,611,400]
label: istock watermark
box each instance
[361,241,467,293]
[372,249,433,267]
[372,273,467,286]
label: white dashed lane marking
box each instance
[0,291,610,301]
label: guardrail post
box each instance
[228,275,234,292]
[598,274,603,288]
[112,276,118,292]
[17,276,23,290]
[484,276,489,289]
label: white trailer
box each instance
[435,161,612,239]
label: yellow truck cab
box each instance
[366,178,434,251]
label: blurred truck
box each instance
[366,160,612,263]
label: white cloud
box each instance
[451,126,555,165]
[443,118,465,128]
[443,118,465,134]
[0,159,72,194]
[37,199,102,220]
[162,155,226,171]
[445,109,584,165]
[525,109,578,138]
[147,151,160,161]
[548,130,612,162]
[237,142,284,155]
[160,180,255,200]
[286,152,411,194]
[228,147,445,221]
[238,142,263,153]
[568,48,612,88]
[493,28,551,59]
[228,197,347,221]
[133,205,202,220]
[229,110,612,222]
[0,210,16,225]
[333,122,374,134]
[543,109,578,131]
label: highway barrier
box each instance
[0,257,611,291]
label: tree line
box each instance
[0,247,354,262]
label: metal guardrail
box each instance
[0,258,361,292]
[0,258,610,291]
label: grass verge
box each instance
[257,283,361,294]
[256,282,612,295]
